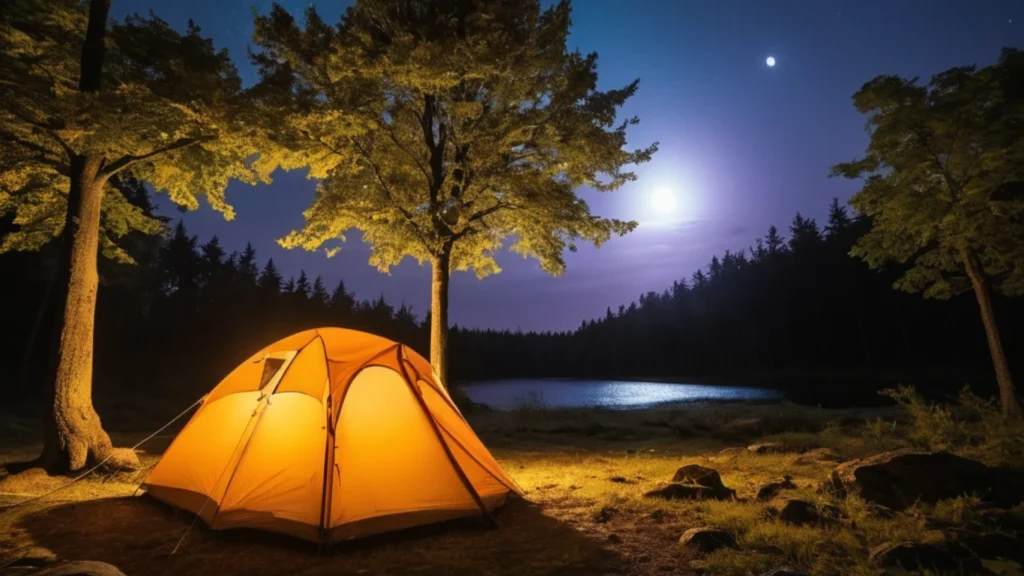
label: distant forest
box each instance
[3,185,1021,405]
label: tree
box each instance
[833,48,1024,417]
[0,0,272,471]
[311,275,329,308]
[253,0,656,384]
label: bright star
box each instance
[766,56,776,67]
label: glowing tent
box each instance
[142,328,521,542]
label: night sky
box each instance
[113,0,1021,332]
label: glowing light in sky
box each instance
[766,56,776,67]
[650,187,677,213]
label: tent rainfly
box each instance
[142,328,521,542]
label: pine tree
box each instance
[311,276,329,309]
[258,259,283,296]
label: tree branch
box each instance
[102,136,210,177]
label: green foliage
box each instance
[832,48,1024,299]
[882,385,1024,465]
[0,0,272,259]
[252,0,656,275]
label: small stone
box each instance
[673,464,722,487]
[645,483,732,501]
[606,533,622,544]
[609,475,630,483]
[679,527,739,553]
[778,499,820,525]
[755,476,796,501]
[595,506,618,523]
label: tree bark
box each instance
[40,156,132,472]
[430,249,451,388]
[962,246,1021,418]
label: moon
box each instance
[651,187,677,213]
[766,56,776,67]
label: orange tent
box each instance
[142,328,521,542]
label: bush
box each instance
[881,385,1024,466]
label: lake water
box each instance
[461,379,782,410]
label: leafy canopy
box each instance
[0,0,271,262]
[833,48,1024,298]
[253,0,656,275]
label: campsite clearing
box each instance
[3,399,1022,576]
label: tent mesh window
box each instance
[259,357,287,388]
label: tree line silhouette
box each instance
[3,193,1021,405]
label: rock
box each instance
[31,561,128,576]
[759,569,810,576]
[606,533,622,544]
[778,499,821,525]
[756,476,796,501]
[673,464,724,488]
[869,542,982,573]
[795,448,841,464]
[595,506,618,523]
[748,442,785,454]
[609,475,630,483]
[644,482,733,501]
[826,449,1024,510]
[679,527,738,553]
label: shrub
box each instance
[881,385,1024,466]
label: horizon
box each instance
[116,0,1021,331]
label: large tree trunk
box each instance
[40,156,135,472]
[430,249,451,388]
[962,246,1021,418]
[37,0,136,472]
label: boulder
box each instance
[679,527,738,553]
[672,465,735,498]
[778,499,821,525]
[755,476,796,501]
[644,483,733,501]
[30,561,128,576]
[826,449,1024,510]
[869,541,983,573]
[759,569,810,576]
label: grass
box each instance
[1,396,1021,576]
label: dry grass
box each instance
[2,399,1021,576]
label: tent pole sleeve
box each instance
[396,345,497,528]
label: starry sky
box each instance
[112,0,1021,332]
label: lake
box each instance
[460,379,782,410]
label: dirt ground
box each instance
[2,398,1015,576]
